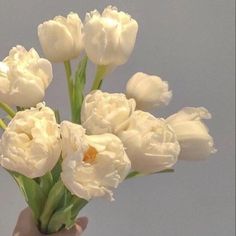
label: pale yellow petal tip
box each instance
[211,148,217,154]
[197,107,212,119]
[36,102,46,107]
[85,10,100,22]
[180,107,212,120]
[160,90,173,106]
[209,139,217,154]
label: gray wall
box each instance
[0,0,235,235]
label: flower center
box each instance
[83,146,98,164]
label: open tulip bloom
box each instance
[0,5,216,235]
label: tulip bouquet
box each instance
[0,5,216,235]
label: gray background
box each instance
[0,0,235,235]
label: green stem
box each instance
[64,61,74,120]
[54,109,61,123]
[0,102,15,118]
[0,119,7,129]
[73,56,88,124]
[91,65,107,91]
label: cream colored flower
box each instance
[0,103,61,178]
[60,121,131,201]
[0,46,52,107]
[81,90,136,135]
[0,62,9,96]
[84,6,138,66]
[118,110,180,174]
[167,107,216,160]
[38,12,84,62]
[126,72,172,111]
[60,121,86,159]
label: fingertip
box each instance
[19,208,31,218]
[16,208,33,225]
[13,208,39,236]
[75,217,88,231]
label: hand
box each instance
[13,208,88,236]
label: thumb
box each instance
[75,217,88,232]
[12,208,41,236]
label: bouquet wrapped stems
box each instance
[10,162,88,234]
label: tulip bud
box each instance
[118,110,180,174]
[167,107,216,160]
[84,6,138,66]
[0,46,52,107]
[38,12,84,62]
[126,72,172,111]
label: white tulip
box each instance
[118,110,180,174]
[84,5,138,66]
[0,62,9,97]
[38,12,84,62]
[81,90,136,135]
[0,46,52,107]
[60,121,131,201]
[167,107,216,160]
[126,72,172,111]
[60,121,87,159]
[0,103,61,178]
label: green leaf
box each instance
[55,187,73,212]
[125,169,175,180]
[12,172,46,219]
[125,171,142,180]
[73,56,88,124]
[155,169,175,174]
[64,189,73,206]
[45,193,88,233]
[40,172,54,196]
[47,204,73,233]
[51,158,62,183]
[39,180,65,233]
[70,196,88,220]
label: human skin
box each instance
[12,208,88,236]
